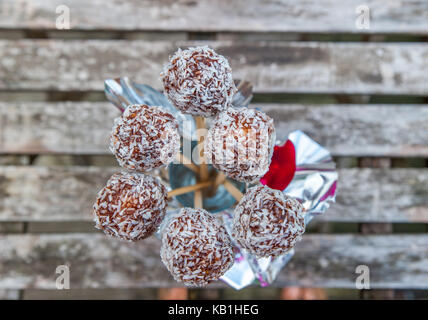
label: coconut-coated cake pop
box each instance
[232,185,306,258]
[161,46,236,117]
[160,208,234,286]
[93,172,167,241]
[205,106,276,183]
[110,104,180,172]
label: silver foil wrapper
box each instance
[105,78,338,290]
[220,130,338,289]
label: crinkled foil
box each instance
[105,78,338,290]
[220,130,338,289]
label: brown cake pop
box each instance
[110,104,180,172]
[161,46,236,117]
[205,106,276,183]
[232,185,306,258]
[93,172,167,241]
[160,208,234,286]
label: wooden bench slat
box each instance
[1,0,428,34]
[1,102,428,157]
[0,233,426,289]
[0,289,20,300]
[0,166,427,223]
[0,40,427,94]
[261,104,428,157]
[0,102,121,155]
[278,234,428,289]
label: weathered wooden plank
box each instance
[1,0,428,34]
[320,168,428,223]
[0,102,121,154]
[0,166,427,223]
[277,234,428,289]
[0,166,117,221]
[261,104,428,157]
[0,40,427,94]
[0,233,426,289]
[22,288,158,300]
[1,102,428,157]
[0,289,20,300]
[358,156,394,304]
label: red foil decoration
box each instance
[260,140,296,191]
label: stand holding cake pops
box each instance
[98,46,338,289]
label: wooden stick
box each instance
[176,152,199,173]
[223,179,244,202]
[168,181,211,198]
[213,171,227,189]
[194,190,203,208]
[195,116,209,182]
[206,171,227,197]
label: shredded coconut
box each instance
[110,104,180,172]
[205,106,276,182]
[160,208,234,286]
[161,46,236,117]
[93,172,167,241]
[232,185,306,258]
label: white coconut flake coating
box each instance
[161,46,236,117]
[160,208,234,287]
[205,106,276,183]
[110,104,180,172]
[93,171,168,241]
[232,185,306,258]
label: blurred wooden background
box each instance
[0,0,427,300]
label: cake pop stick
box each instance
[167,181,212,198]
[195,116,209,182]
[223,179,244,202]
